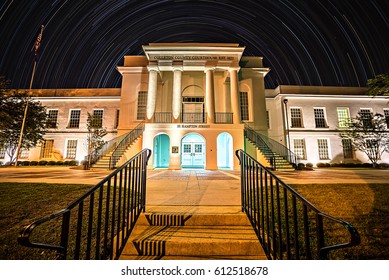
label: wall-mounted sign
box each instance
[150,55,235,61]
[176,124,211,129]
[172,146,179,153]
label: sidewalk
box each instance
[1,167,388,207]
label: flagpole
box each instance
[15,25,44,166]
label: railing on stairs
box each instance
[109,121,145,169]
[91,121,145,167]
[244,124,298,169]
[18,149,152,260]
[236,149,360,260]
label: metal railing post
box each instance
[18,149,152,260]
[235,149,360,260]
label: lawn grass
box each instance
[0,182,92,260]
[1,182,388,259]
[291,183,389,259]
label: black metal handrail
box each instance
[214,112,233,124]
[91,132,126,165]
[235,149,360,260]
[18,149,152,260]
[181,112,207,123]
[109,121,145,169]
[244,124,298,169]
[154,112,172,123]
[244,125,277,169]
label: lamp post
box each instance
[283,98,291,151]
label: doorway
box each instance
[217,132,233,169]
[181,133,205,168]
[153,134,170,168]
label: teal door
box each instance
[181,133,205,168]
[153,134,170,168]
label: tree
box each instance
[368,73,389,96]
[85,112,107,169]
[0,90,48,163]
[340,112,389,168]
[0,76,12,129]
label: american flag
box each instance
[34,25,44,61]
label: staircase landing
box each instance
[120,206,267,260]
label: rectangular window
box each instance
[293,139,306,160]
[290,108,303,128]
[337,107,350,128]
[0,147,6,159]
[137,91,147,120]
[314,108,327,128]
[342,139,353,159]
[19,149,29,159]
[92,109,104,128]
[66,140,77,159]
[183,144,191,153]
[359,109,373,128]
[40,139,54,158]
[195,144,202,153]
[47,109,58,128]
[114,109,120,129]
[384,109,389,126]
[68,109,81,128]
[317,139,330,160]
[239,92,249,121]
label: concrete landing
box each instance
[146,170,242,206]
[119,206,267,260]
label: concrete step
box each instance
[136,213,252,226]
[119,208,267,260]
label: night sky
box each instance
[0,0,388,89]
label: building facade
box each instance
[1,43,388,168]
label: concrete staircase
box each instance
[253,140,295,170]
[120,206,267,260]
[92,136,142,170]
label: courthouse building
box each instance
[1,43,389,168]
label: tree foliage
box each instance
[340,112,389,167]
[85,112,107,169]
[0,89,48,162]
[367,73,389,96]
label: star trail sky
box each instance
[0,0,388,89]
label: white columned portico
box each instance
[229,68,240,124]
[172,67,183,120]
[205,67,216,124]
[146,67,158,120]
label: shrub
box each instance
[345,163,355,168]
[69,160,79,166]
[56,161,64,165]
[316,162,326,168]
[330,163,339,167]
[379,163,389,169]
[21,161,30,166]
[362,163,373,168]
[47,160,57,165]
[30,161,38,166]
[38,160,48,166]
[306,163,313,168]
[296,163,305,170]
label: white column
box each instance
[146,68,158,120]
[229,68,240,124]
[205,67,215,124]
[172,67,183,120]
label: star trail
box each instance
[0,0,388,89]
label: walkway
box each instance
[146,170,241,206]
